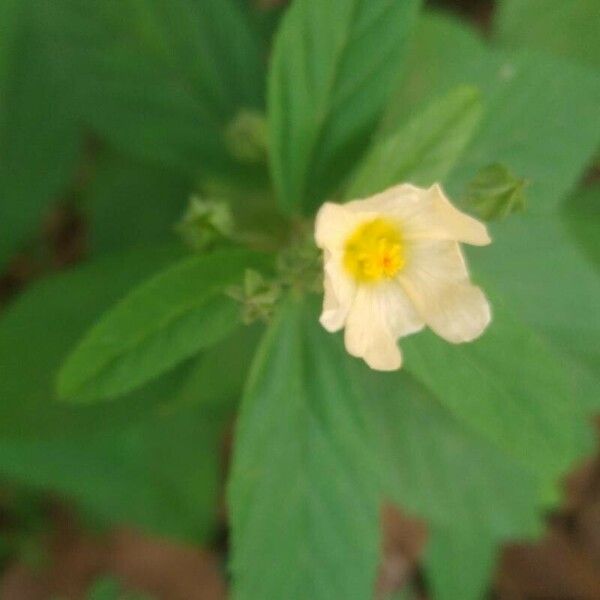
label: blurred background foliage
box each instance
[0,0,599,598]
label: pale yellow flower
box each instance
[315,183,492,371]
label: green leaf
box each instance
[172,323,263,416]
[269,0,420,213]
[0,245,185,439]
[359,369,540,600]
[85,151,192,255]
[43,0,265,176]
[563,183,600,272]
[495,0,600,70]
[401,298,580,482]
[348,85,483,198]
[0,402,224,542]
[58,248,268,403]
[469,213,600,384]
[462,163,527,221]
[229,297,381,600]
[388,11,600,213]
[0,1,80,268]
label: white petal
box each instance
[345,288,402,370]
[401,184,491,246]
[345,183,419,214]
[344,183,490,246]
[378,280,425,339]
[398,240,491,343]
[320,250,356,332]
[314,202,373,250]
[343,283,422,371]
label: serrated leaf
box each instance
[0,245,185,439]
[495,0,600,70]
[269,0,420,213]
[348,85,483,197]
[469,213,600,392]
[58,248,268,403]
[358,368,540,600]
[229,297,380,600]
[388,12,600,213]
[400,298,579,482]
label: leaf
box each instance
[563,183,600,272]
[400,298,580,483]
[0,1,80,268]
[0,245,185,439]
[0,402,224,542]
[85,151,192,254]
[229,297,381,600]
[388,11,600,213]
[58,248,268,403]
[462,163,527,221]
[348,85,483,198]
[469,213,600,385]
[358,368,541,600]
[269,0,420,213]
[42,0,265,176]
[495,0,600,70]
[172,323,263,416]
[445,53,600,212]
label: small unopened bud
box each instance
[227,269,281,324]
[176,195,234,251]
[464,163,527,221]
[225,110,268,164]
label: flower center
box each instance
[343,218,405,283]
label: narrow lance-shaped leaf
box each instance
[269,0,421,213]
[0,245,186,438]
[229,297,381,600]
[58,248,268,404]
[348,85,483,198]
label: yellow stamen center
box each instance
[343,218,405,283]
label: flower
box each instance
[314,183,492,371]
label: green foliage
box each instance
[1,1,599,599]
[44,0,265,177]
[348,85,483,197]
[0,246,184,438]
[85,152,192,255]
[58,249,269,403]
[563,183,600,271]
[0,402,223,542]
[470,214,600,389]
[495,0,600,69]
[0,0,79,268]
[401,301,579,483]
[389,12,600,213]
[359,370,540,600]
[269,0,420,213]
[229,298,381,600]
[463,163,527,221]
